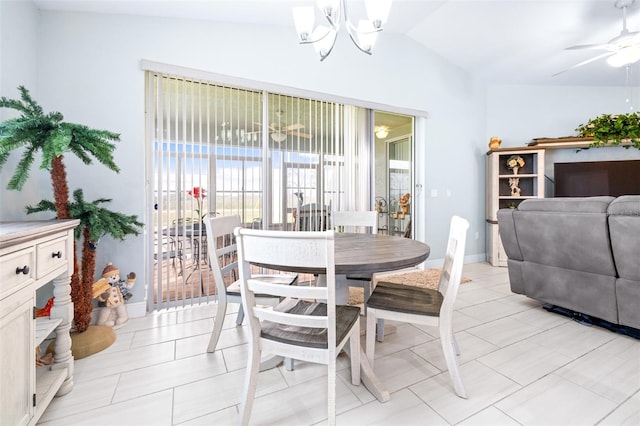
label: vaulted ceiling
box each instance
[33,0,640,87]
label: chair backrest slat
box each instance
[235,228,337,343]
[331,210,378,234]
[254,308,329,328]
[438,216,469,315]
[247,279,326,300]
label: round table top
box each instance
[254,233,430,275]
[333,233,430,275]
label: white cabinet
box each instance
[486,148,545,266]
[0,220,78,426]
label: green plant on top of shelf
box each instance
[576,112,640,150]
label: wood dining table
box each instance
[253,232,431,403]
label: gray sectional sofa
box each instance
[497,195,640,330]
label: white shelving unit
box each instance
[486,148,545,266]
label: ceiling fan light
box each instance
[271,132,287,143]
[375,125,389,139]
[607,46,640,67]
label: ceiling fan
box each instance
[250,110,312,143]
[555,0,640,76]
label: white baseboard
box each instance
[424,253,487,269]
[90,300,147,324]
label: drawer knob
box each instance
[52,251,63,259]
[15,265,30,275]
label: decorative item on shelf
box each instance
[509,177,521,197]
[35,297,55,317]
[488,136,502,150]
[506,155,525,175]
[575,112,640,150]
[394,193,411,219]
[507,201,518,209]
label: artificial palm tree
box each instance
[0,86,128,332]
[27,190,143,331]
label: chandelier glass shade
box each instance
[293,0,392,61]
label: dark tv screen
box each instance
[554,160,640,197]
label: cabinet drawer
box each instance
[36,236,69,280]
[0,248,35,299]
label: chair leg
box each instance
[327,357,336,426]
[439,321,467,399]
[284,357,295,371]
[365,310,377,368]
[349,320,361,385]
[452,335,461,356]
[207,297,227,353]
[239,340,261,426]
[376,319,385,342]
[235,303,245,326]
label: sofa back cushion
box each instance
[513,197,616,277]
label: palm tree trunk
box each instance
[51,156,70,220]
[50,155,89,331]
[75,227,96,332]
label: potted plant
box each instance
[576,112,640,149]
[0,86,142,338]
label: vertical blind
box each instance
[146,72,371,311]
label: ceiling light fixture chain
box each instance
[293,0,392,61]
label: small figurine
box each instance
[394,193,411,219]
[92,262,136,328]
[509,177,521,197]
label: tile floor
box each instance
[38,262,640,425]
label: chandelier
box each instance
[292,0,392,61]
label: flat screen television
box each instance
[554,160,640,197]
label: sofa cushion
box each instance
[517,196,614,213]
[513,209,617,277]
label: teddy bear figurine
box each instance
[394,193,411,219]
[92,262,136,328]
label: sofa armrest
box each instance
[497,209,522,261]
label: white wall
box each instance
[487,85,640,196]
[0,0,48,218]
[1,7,488,306]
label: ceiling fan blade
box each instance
[288,130,312,139]
[283,123,304,131]
[553,50,618,77]
[566,43,613,51]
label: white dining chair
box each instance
[365,215,469,398]
[330,210,379,303]
[203,214,298,353]
[235,228,361,426]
